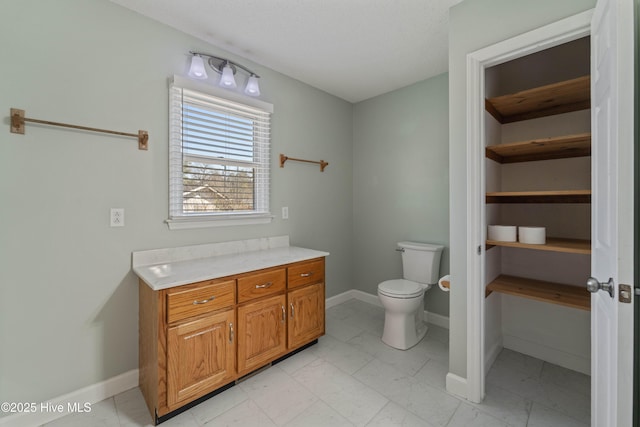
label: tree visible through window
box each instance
[182,164,255,213]
[168,81,272,227]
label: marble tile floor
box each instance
[43,299,590,427]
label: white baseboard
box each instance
[326,289,450,330]
[484,339,503,376]
[425,311,449,330]
[503,334,590,375]
[446,372,468,399]
[350,290,383,307]
[326,289,380,308]
[0,369,138,427]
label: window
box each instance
[168,77,273,229]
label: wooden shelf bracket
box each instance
[10,108,149,150]
[280,153,328,172]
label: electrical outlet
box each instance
[110,208,125,227]
[282,206,289,220]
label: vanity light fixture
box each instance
[188,51,261,96]
[187,54,207,79]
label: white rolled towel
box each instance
[438,275,451,292]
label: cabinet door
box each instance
[288,283,325,349]
[237,294,287,375]
[166,309,235,409]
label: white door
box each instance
[589,0,635,426]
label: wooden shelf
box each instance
[485,76,590,124]
[486,237,590,255]
[486,133,591,163]
[486,274,590,311]
[486,190,591,204]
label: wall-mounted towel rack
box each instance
[10,108,149,150]
[279,153,328,172]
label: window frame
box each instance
[167,76,274,230]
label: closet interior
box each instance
[483,37,593,377]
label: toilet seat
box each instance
[378,279,424,299]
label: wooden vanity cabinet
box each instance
[139,257,326,424]
[236,267,288,375]
[236,260,325,374]
[287,258,325,349]
[140,277,237,417]
[166,308,235,409]
[288,283,324,349]
[237,294,287,375]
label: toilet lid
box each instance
[378,279,424,298]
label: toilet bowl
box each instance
[377,242,443,350]
[378,279,429,349]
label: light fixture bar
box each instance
[189,51,260,78]
[188,51,261,96]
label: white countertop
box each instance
[132,237,329,290]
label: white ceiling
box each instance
[111,0,463,103]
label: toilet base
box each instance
[381,312,428,350]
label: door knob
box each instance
[586,277,614,298]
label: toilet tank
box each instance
[398,241,444,285]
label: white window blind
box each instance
[168,80,272,228]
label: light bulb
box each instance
[244,75,261,96]
[187,55,208,79]
[219,63,237,88]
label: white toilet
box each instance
[377,241,444,350]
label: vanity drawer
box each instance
[288,258,325,289]
[166,279,235,324]
[237,268,286,303]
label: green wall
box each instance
[352,73,450,317]
[0,0,353,406]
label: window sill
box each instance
[166,214,273,230]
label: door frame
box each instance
[464,10,593,403]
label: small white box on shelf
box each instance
[518,226,546,244]
[488,225,517,242]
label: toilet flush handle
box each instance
[395,248,405,252]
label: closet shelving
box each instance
[486,275,590,311]
[485,75,592,310]
[485,75,590,123]
[486,190,591,204]
[485,237,590,255]
[485,132,591,163]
